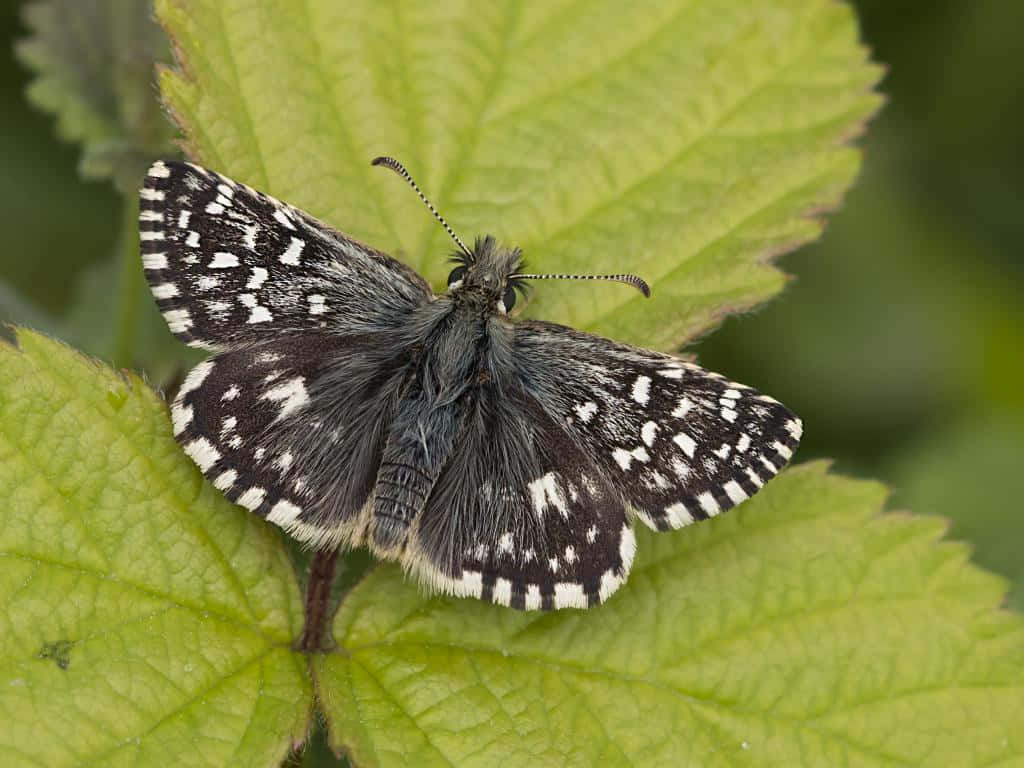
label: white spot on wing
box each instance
[209,252,239,268]
[698,492,721,516]
[185,231,201,248]
[143,253,168,271]
[673,432,697,458]
[205,201,225,215]
[723,480,748,505]
[246,267,269,289]
[492,578,512,606]
[177,210,191,229]
[665,502,694,527]
[170,403,192,435]
[308,294,327,315]
[273,208,296,230]
[243,224,260,251]
[140,231,164,241]
[632,375,651,405]
[279,236,305,265]
[574,402,597,422]
[163,308,193,333]
[554,583,587,609]
[524,585,542,610]
[672,398,693,418]
[497,532,513,555]
[152,283,179,299]
[267,499,303,528]
[184,437,220,472]
[148,161,171,178]
[456,570,483,598]
[641,421,659,446]
[261,376,309,421]
[528,473,568,518]
[140,188,165,201]
[237,486,266,510]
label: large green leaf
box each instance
[0,330,311,766]
[156,0,881,350]
[316,463,1024,767]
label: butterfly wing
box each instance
[172,330,414,547]
[408,385,635,609]
[140,160,431,350]
[514,321,802,531]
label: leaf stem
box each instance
[296,546,341,653]
[112,193,140,368]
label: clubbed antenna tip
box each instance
[371,156,472,259]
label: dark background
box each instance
[1,0,1020,602]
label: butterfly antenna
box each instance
[508,272,651,298]
[371,156,473,260]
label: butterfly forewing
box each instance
[515,321,802,531]
[139,160,430,350]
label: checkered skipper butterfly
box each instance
[141,157,802,610]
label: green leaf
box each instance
[16,0,179,193]
[156,0,882,350]
[0,330,312,766]
[316,463,1024,767]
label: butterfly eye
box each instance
[447,266,467,287]
[502,284,517,311]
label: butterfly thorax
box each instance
[369,254,516,554]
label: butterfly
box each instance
[140,157,802,610]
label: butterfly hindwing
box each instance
[140,160,431,350]
[515,321,803,531]
[173,331,414,548]
[407,384,635,609]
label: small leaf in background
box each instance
[10,0,194,380]
[157,0,882,351]
[15,0,179,193]
[0,330,312,766]
[317,463,1024,767]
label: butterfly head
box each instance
[446,235,525,314]
[371,155,651,310]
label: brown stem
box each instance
[296,546,341,653]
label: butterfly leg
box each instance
[369,395,464,554]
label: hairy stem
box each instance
[297,546,341,653]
